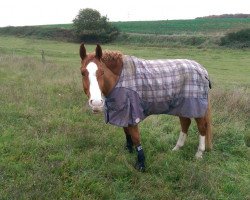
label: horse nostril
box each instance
[89,99,93,106]
[89,99,104,107]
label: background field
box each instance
[112,18,250,47]
[113,18,250,35]
[1,18,250,47]
[41,18,250,35]
[0,35,249,199]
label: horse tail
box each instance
[205,76,212,89]
[205,96,213,150]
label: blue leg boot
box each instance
[135,145,145,172]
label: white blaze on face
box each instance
[86,62,104,111]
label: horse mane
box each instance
[101,51,123,75]
[101,51,123,63]
[86,50,123,75]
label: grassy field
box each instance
[113,18,250,35]
[0,36,249,199]
[41,18,250,35]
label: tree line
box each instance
[196,14,250,19]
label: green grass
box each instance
[113,18,250,35]
[0,36,249,199]
[42,18,250,35]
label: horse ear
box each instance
[95,44,102,60]
[79,43,86,60]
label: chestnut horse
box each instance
[79,44,212,172]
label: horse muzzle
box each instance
[88,99,104,114]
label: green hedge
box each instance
[0,26,74,41]
[76,29,119,43]
[220,29,250,48]
[0,26,119,43]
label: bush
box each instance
[220,29,250,48]
[72,8,119,43]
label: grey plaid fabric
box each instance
[105,55,210,127]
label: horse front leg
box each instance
[127,125,145,172]
[123,127,134,153]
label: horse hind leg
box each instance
[195,102,212,158]
[172,117,191,151]
[205,100,213,151]
[194,117,206,159]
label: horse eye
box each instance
[97,69,104,77]
[81,69,88,77]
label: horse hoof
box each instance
[134,162,146,172]
[195,150,203,159]
[172,145,180,151]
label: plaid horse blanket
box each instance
[105,55,210,127]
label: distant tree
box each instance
[73,8,119,43]
[196,14,250,19]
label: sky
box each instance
[0,0,249,27]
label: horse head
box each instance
[79,43,105,113]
